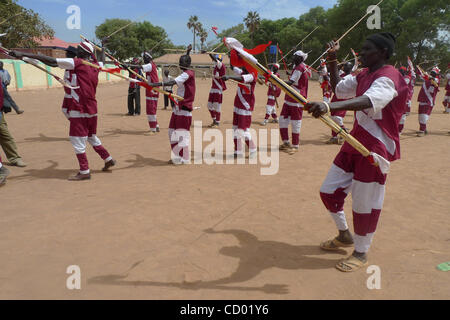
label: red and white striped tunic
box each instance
[336,65,408,162]
[284,63,309,107]
[233,68,256,114]
[143,62,159,99]
[210,61,227,93]
[56,58,101,116]
[418,77,439,107]
[267,72,281,107]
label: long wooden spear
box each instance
[149,37,167,52]
[0,46,79,89]
[80,59,184,100]
[310,0,385,68]
[282,26,319,60]
[80,35,182,99]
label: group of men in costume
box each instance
[3,30,449,275]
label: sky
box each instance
[16,0,337,46]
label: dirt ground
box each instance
[0,78,449,300]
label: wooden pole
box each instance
[81,60,184,100]
[310,0,385,68]
[81,35,182,99]
[237,52,373,159]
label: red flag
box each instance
[229,50,258,80]
[226,39,271,81]
[212,27,219,36]
[244,41,271,55]
[104,67,122,73]
[277,44,288,72]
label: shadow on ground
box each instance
[8,154,170,181]
[88,229,345,295]
[8,160,104,181]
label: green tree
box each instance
[135,21,173,58]
[0,0,54,48]
[199,26,209,51]
[294,7,329,64]
[393,0,449,69]
[204,0,449,71]
[96,19,176,60]
[187,15,202,53]
[244,11,261,41]
[325,0,449,70]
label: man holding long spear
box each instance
[142,52,161,135]
[10,42,117,181]
[416,66,440,136]
[279,50,309,155]
[305,33,408,272]
[148,45,195,165]
[207,53,227,128]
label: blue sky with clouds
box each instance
[17,0,337,45]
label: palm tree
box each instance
[199,27,208,51]
[187,15,201,53]
[244,11,261,40]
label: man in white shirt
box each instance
[305,32,408,272]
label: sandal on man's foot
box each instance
[335,255,368,272]
[320,237,353,251]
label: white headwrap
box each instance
[294,50,308,61]
[79,41,94,54]
[142,51,153,60]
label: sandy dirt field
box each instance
[0,77,449,300]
